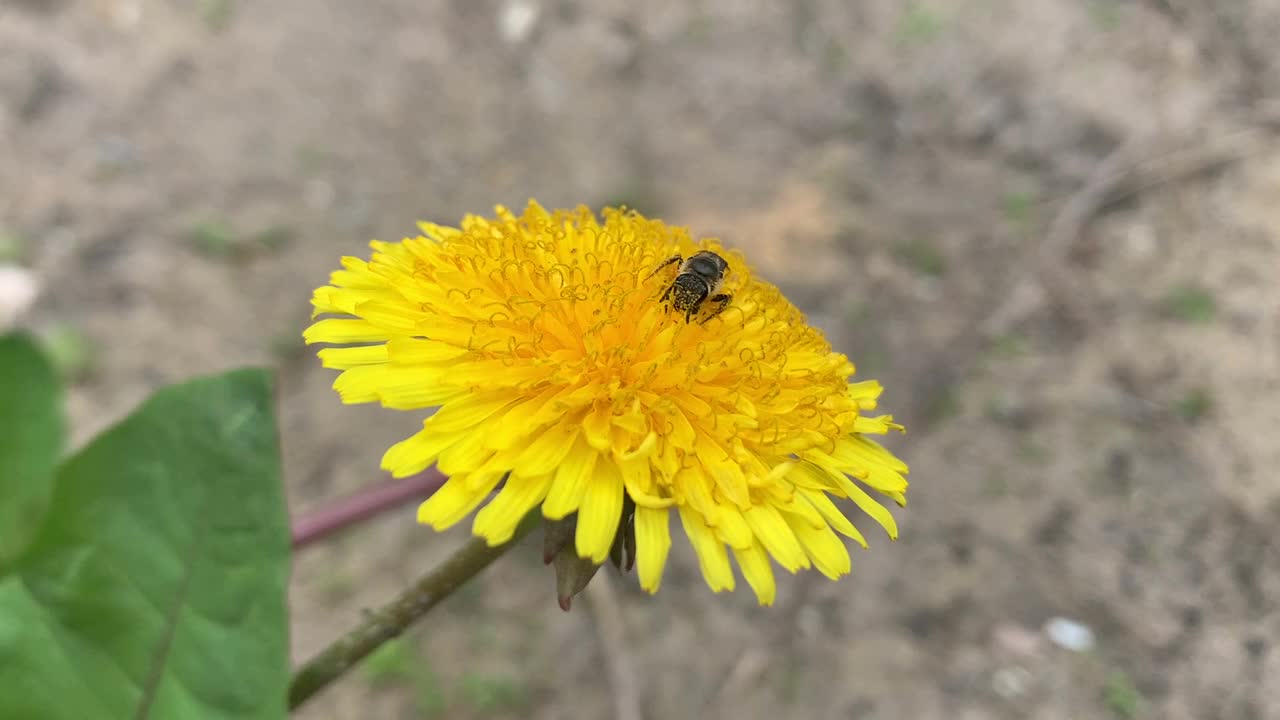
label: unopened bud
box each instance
[616,496,637,572]
[543,497,637,611]
[542,516,600,611]
[543,516,576,565]
[553,550,603,611]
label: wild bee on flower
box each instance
[648,250,734,324]
[304,202,909,607]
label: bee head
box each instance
[683,251,729,284]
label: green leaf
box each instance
[0,368,290,720]
[0,333,63,570]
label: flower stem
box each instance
[287,512,540,710]
[291,470,447,549]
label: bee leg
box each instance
[699,294,732,325]
[660,283,675,304]
[646,255,682,280]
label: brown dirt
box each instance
[4,1,1279,718]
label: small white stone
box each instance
[992,622,1044,658]
[1044,616,1095,652]
[1124,222,1157,261]
[106,0,143,30]
[499,0,540,45]
[0,265,39,330]
[992,665,1032,699]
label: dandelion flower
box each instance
[304,202,909,605]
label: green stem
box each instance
[287,514,539,711]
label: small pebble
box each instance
[1124,222,1157,261]
[104,0,142,30]
[992,665,1032,699]
[992,622,1044,658]
[499,0,539,44]
[1044,616,1095,652]
[96,136,139,174]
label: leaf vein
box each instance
[132,506,212,720]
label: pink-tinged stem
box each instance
[291,469,448,549]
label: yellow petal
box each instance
[425,395,515,434]
[303,318,389,345]
[762,461,797,485]
[618,431,658,462]
[330,257,385,287]
[380,427,464,478]
[694,433,749,508]
[618,453,673,509]
[317,344,388,369]
[678,506,735,592]
[799,488,868,548]
[612,402,649,434]
[385,337,470,364]
[732,540,777,606]
[543,436,597,520]
[790,517,851,579]
[672,391,711,418]
[416,220,463,240]
[853,414,904,435]
[788,462,841,492]
[712,503,754,550]
[677,467,718,521]
[575,459,624,563]
[777,492,826,530]
[312,286,402,316]
[666,407,697,451]
[417,473,502,530]
[831,474,899,540]
[744,504,809,572]
[486,386,567,450]
[331,366,382,404]
[371,368,467,410]
[435,428,494,476]
[634,506,671,593]
[847,380,884,406]
[516,422,581,477]
[653,437,680,482]
[472,472,553,545]
[470,449,520,485]
[352,300,423,332]
[831,435,909,474]
[582,401,613,451]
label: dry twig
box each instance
[982,127,1268,338]
[585,572,643,720]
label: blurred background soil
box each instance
[3,1,1279,718]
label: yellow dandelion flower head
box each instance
[304,201,909,605]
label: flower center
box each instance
[397,208,859,466]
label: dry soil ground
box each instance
[3,1,1279,719]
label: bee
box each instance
[648,250,733,324]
